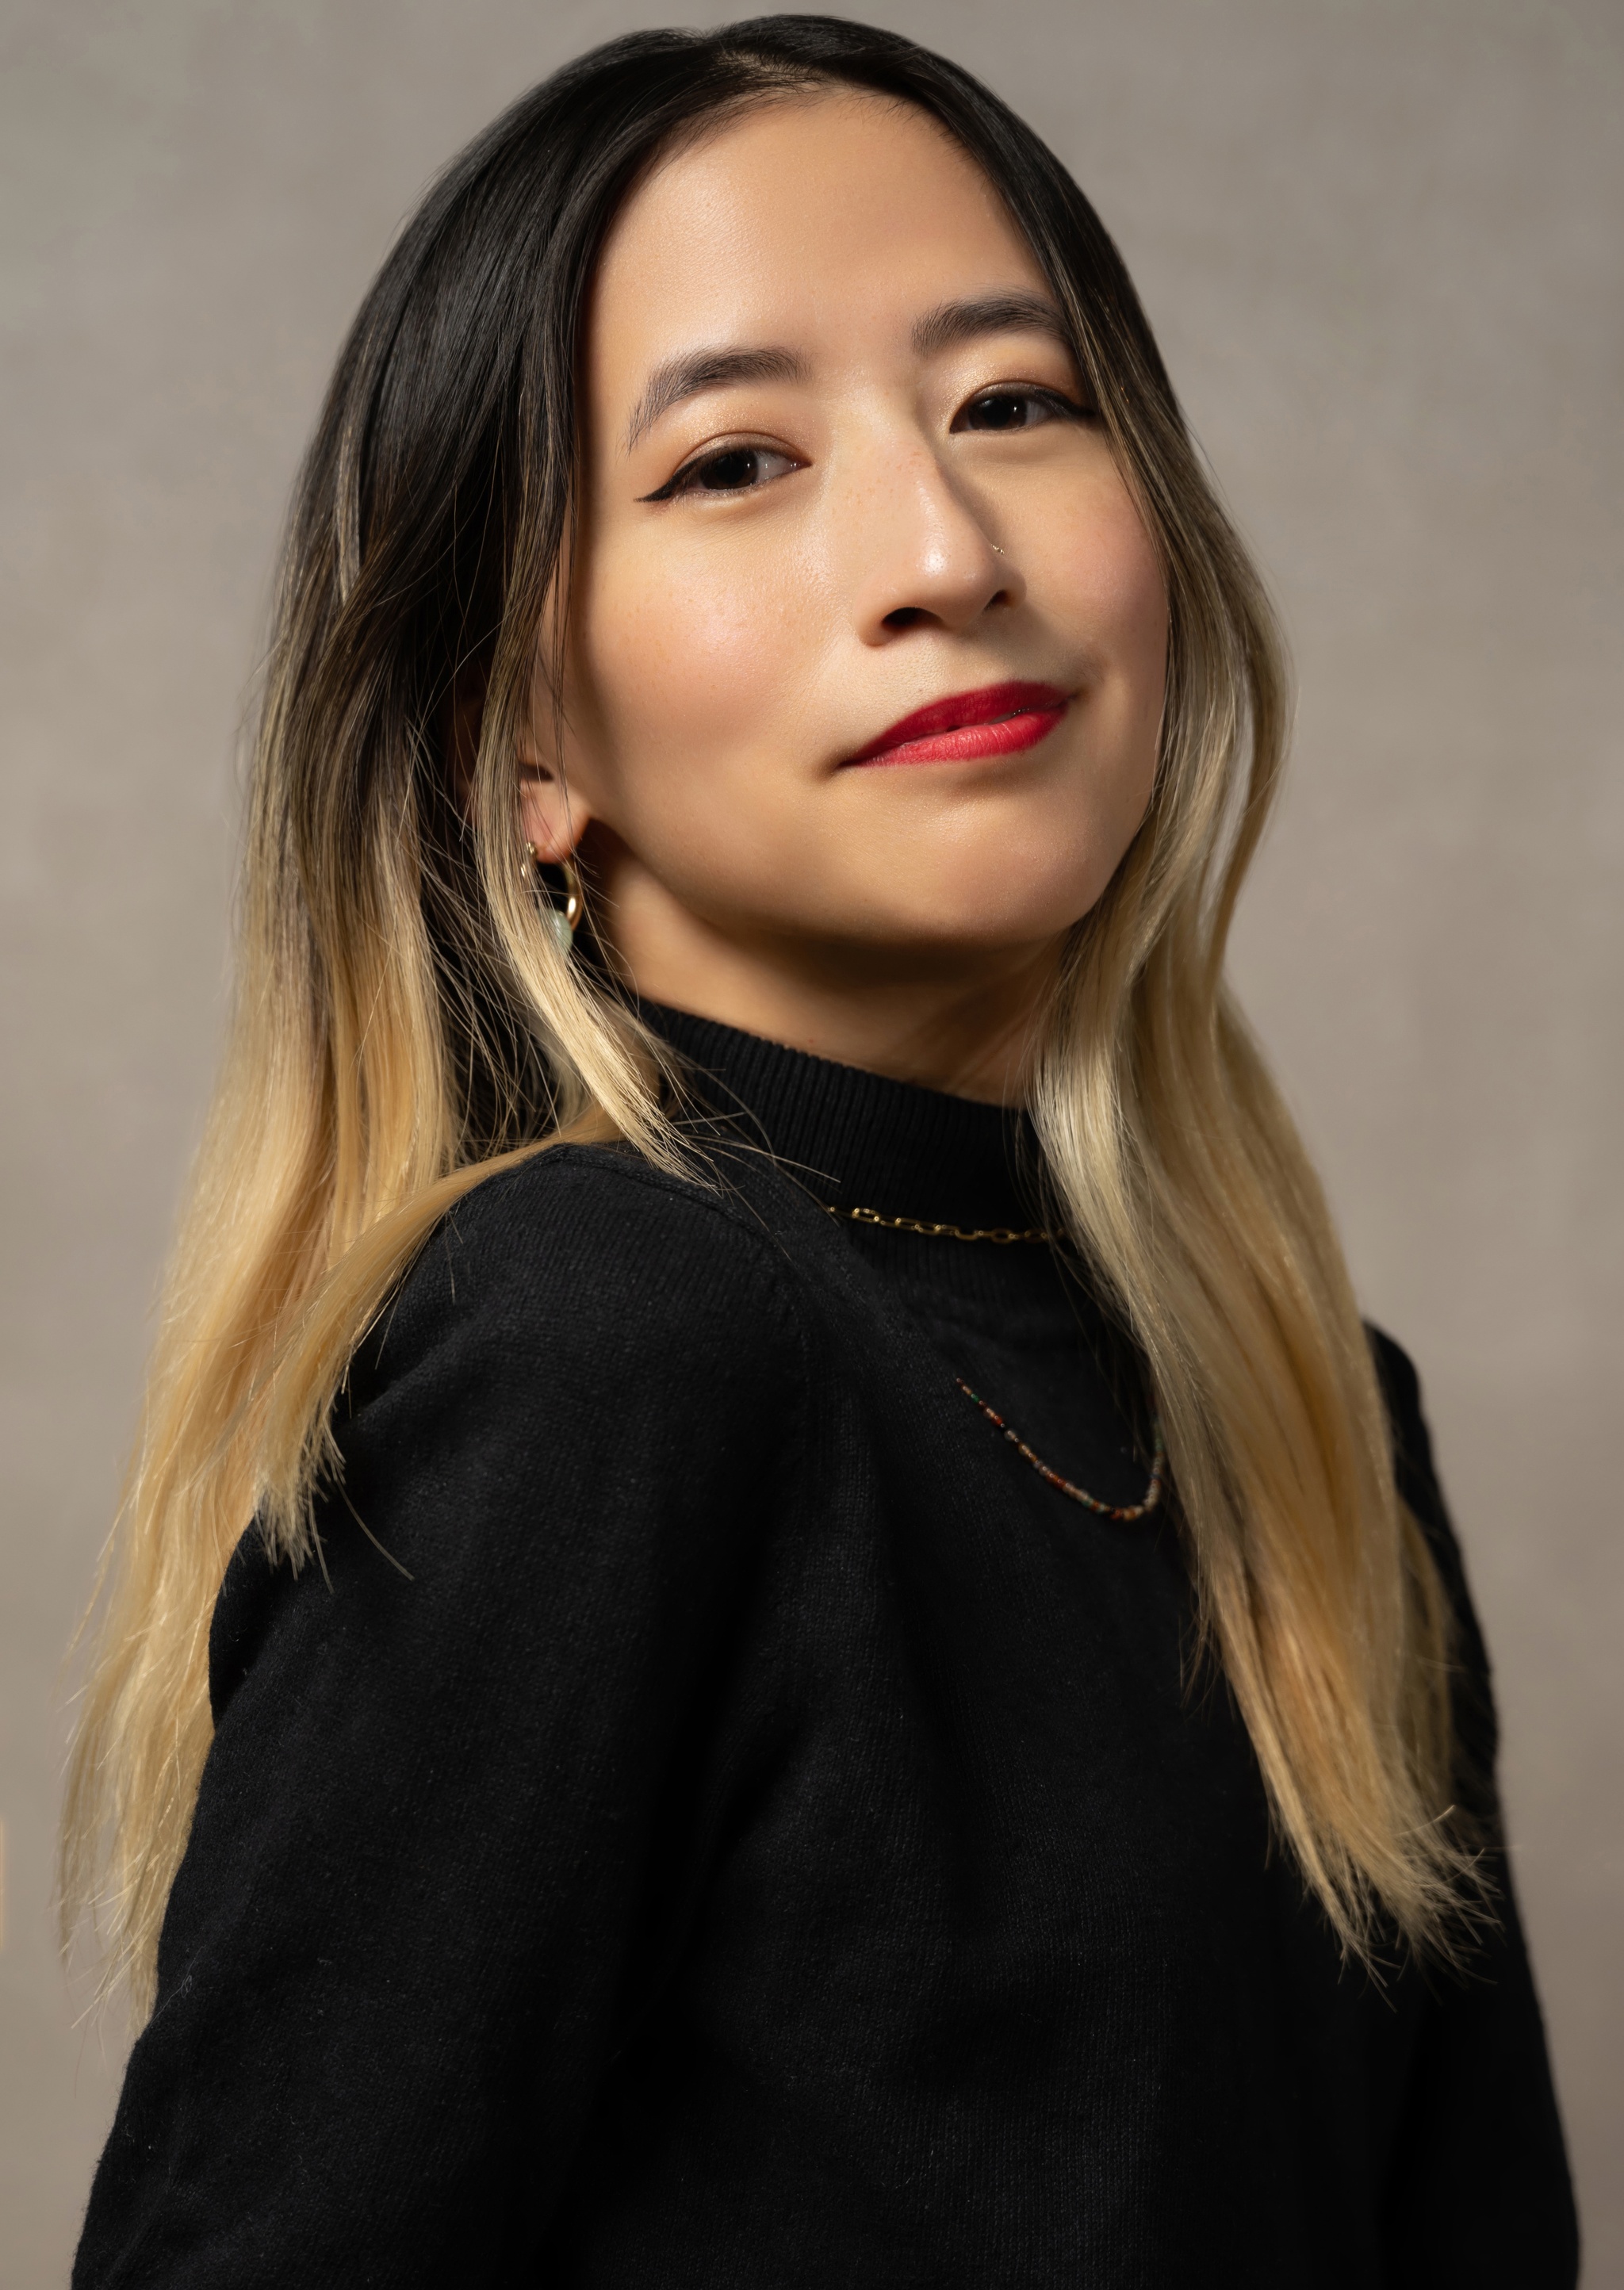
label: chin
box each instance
[849,856,1112,951]
[833,902,1092,963]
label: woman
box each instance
[64,18,1576,2284]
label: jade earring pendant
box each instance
[523,843,583,954]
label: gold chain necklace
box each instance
[825,1203,1055,1245]
[825,1201,1165,1522]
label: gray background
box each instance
[2,0,1619,2279]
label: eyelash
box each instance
[641,385,1094,504]
[954,384,1092,434]
[639,443,802,504]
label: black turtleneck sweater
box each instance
[76,1011,1576,2288]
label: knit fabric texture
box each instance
[75,1009,1577,2286]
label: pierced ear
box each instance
[517,754,591,864]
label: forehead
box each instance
[586,92,1051,400]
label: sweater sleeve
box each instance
[1368,1329,1580,2288]
[74,1148,807,2290]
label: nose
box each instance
[847,442,1018,645]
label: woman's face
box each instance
[524,91,1167,1026]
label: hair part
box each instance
[62,15,1474,2018]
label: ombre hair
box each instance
[62,15,1471,2016]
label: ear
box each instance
[516,750,593,864]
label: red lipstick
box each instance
[846,680,1069,767]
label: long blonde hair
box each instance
[62,17,1469,2020]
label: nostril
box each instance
[883,607,930,630]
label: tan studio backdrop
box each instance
[3,2,1620,2280]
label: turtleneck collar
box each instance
[645,1004,1046,1235]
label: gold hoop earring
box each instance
[523,841,582,955]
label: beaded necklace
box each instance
[828,1202,1166,1524]
[956,1381,1165,1522]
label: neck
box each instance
[592,849,1062,1107]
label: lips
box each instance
[845,680,1070,767]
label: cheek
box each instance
[1051,479,1168,823]
[1057,480,1168,701]
[572,532,822,799]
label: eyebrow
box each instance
[622,293,1074,455]
[910,291,1074,358]
[625,346,806,453]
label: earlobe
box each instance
[517,756,592,864]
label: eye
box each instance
[641,442,802,503]
[954,386,1088,434]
